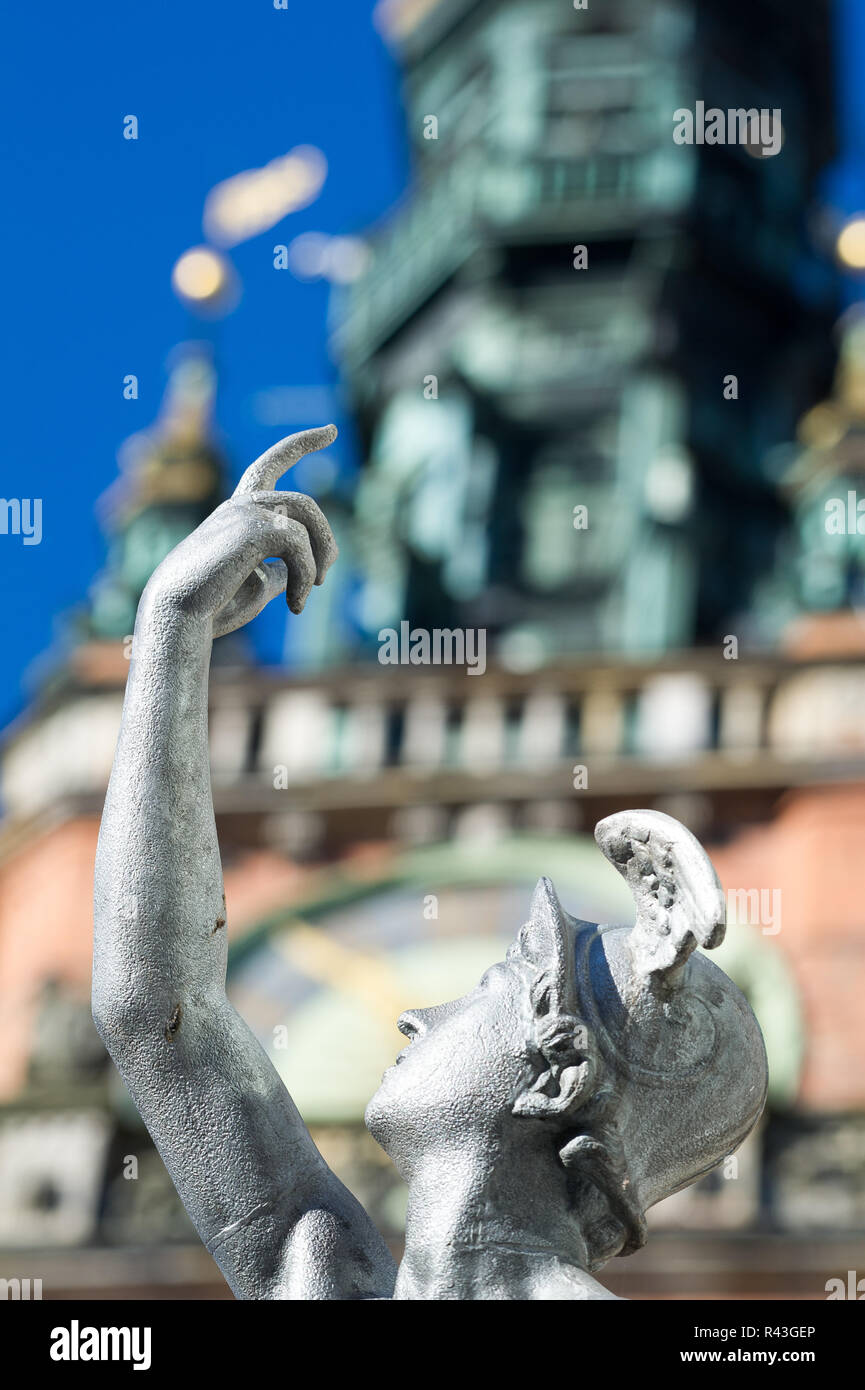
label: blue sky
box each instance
[0,0,407,726]
[2,1,865,730]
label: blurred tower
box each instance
[780,315,865,652]
[334,0,837,660]
[0,348,230,1097]
[0,348,237,1291]
[87,348,225,643]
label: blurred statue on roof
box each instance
[87,345,226,641]
[92,426,768,1300]
[783,315,865,619]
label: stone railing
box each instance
[211,652,865,796]
[5,651,865,827]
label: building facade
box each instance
[1,0,863,1301]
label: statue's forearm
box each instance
[88,432,398,1298]
[93,588,225,1033]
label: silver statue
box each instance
[92,428,768,1301]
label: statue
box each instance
[92,427,769,1300]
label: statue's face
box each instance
[364,956,535,1177]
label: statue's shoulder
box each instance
[533,1267,623,1300]
[271,1203,397,1301]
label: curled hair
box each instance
[559,1081,647,1270]
[521,971,647,1269]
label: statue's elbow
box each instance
[91,987,122,1055]
[91,974,146,1060]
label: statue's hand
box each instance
[142,426,339,638]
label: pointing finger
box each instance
[233,425,338,497]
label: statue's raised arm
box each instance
[95,425,768,1301]
[92,427,397,1301]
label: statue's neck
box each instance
[393,1137,611,1300]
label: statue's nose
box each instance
[397,1010,426,1040]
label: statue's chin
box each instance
[363,1085,391,1149]
[364,1080,411,1176]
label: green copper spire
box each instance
[88,348,226,640]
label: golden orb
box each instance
[836,217,865,270]
[171,246,233,306]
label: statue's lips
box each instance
[382,1045,411,1080]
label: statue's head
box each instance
[365,810,768,1269]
